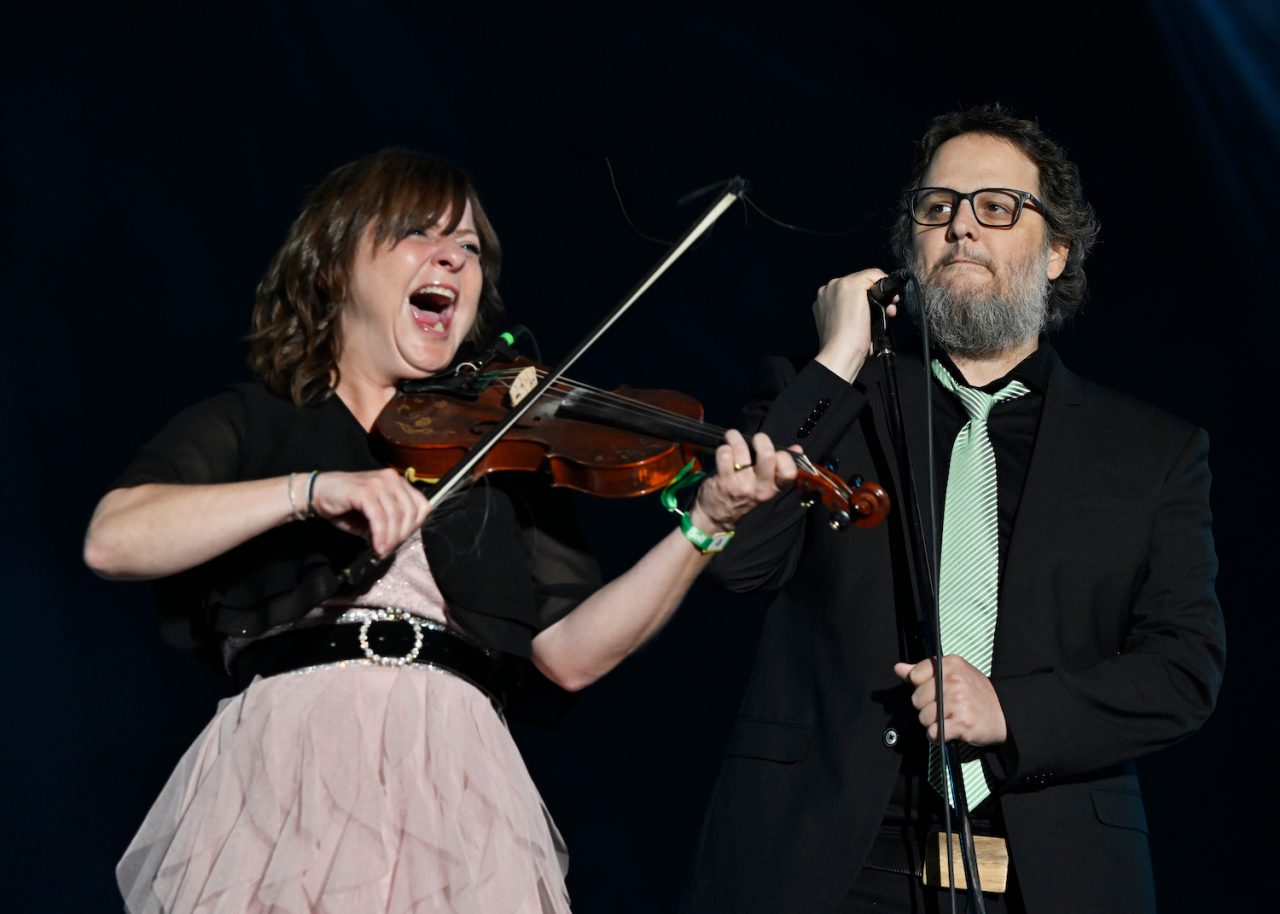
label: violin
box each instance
[371,356,890,531]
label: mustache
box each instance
[937,247,993,270]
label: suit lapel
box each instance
[993,349,1086,674]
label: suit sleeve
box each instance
[989,426,1226,788]
[706,356,869,594]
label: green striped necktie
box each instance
[928,359,1029,810]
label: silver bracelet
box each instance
[287,472,305,522]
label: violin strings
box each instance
[482,368,727,441]
[555,378,726,439]
[473,369,719,443]
[473,368,837,488]
[479,369,828,477]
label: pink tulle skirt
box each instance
[117,663,571,914]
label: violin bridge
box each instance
[507,365,539,406]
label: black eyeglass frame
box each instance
[907,187,1048,228]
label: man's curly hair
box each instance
[890,105,1100,330]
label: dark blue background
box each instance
[4,2,1275,911]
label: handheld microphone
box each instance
[866,269,911,358]
[868,268,911,306]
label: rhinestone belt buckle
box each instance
[357,608,424,667]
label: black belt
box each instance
[230,612,508,708]
[863,832,925,877]
[862,825,1007,879]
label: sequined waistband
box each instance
[229,609,508,707]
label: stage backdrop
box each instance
[3,2,1275,911]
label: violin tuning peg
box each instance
[828,510,852,532]
[799,495,817,509]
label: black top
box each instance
[115,382,601,659]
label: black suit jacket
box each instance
[683,348,1225,914]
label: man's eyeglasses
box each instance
[908,187,1047,228]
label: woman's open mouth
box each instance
[408,284,457,337]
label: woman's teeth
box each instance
[410,284,457,305]
[408,285,457,335]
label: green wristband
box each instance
[660,460,705,512]
[661,459,733,554]
[680,511,735,554]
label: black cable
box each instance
[740,193,879,237]
[606,170,880,252]
[603,157,674,246]
[603,160,738,260]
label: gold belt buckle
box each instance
[921,831,1009,894]
[357,608,424,666]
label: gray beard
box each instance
[905,247,1050,358]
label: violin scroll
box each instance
[793,461,891,530]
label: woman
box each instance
[85,149,797,914]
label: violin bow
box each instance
[340,177,748,587]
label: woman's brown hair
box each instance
[249,149,505,404]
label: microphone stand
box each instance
[870,280,988,914]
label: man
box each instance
[682,107,1225,914]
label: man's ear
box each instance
[1047,239,1069,281]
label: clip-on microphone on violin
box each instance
[481,324,541,367]
[869,268,988,914]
